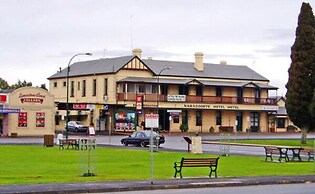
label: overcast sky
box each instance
[1,0,314,96]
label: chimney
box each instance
[132,48,142,59]
[220,60,227,65]
[194,52,204,71]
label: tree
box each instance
[286,2,315,144]
[10,80,32,89]
[0,78,10,90]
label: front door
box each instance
[236,111,243,132]
[250,112,260,132]
[158,109,170,131]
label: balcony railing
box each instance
[116,93,277,105]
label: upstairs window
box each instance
[92,79,97,96]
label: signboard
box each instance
[167,95,186,102]
[136,95,143,110]
[73,104,87,109]
[145,113,159,128]
[19,93,45,104]
[0,108,20,114]
[0,94,8,103]
[262,106,278,111]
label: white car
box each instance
[66,121,88,132]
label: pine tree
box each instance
[286,2,315,144]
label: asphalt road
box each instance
[1,132,314,157]
[102,183,315,194]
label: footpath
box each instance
[0,175,315,194]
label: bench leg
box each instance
[174,168,182,178]
[209,167,217,178]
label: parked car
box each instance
[121,130,165,147]
[66,121,89,132]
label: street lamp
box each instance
[156,67,171,119]
[65,53,92,139]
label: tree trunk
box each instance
[301,127,308,144]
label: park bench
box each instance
[219,126,233,133]
[174,157,219,178]
[59,139,79,149]
[301,148,314,161]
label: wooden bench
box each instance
[59,139,79,149]
[174,157,219,178]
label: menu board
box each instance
[18,112,27,127]
[36,112,45,127]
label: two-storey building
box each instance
[48,49,278,133]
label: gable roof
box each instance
[48,55,135,79]
[48,55,270,82]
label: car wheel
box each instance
[140,141,146,147]
[123,141,128,146]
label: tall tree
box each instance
[286,2,315,144]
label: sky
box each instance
[1,0,314,96]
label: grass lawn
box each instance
[0,145,314,185]
[229,139,315,148]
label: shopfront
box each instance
[1,87,55,137]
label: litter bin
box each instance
[44,134,54,147]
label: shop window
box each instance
[55,112,60,125]
[216,111,222,125]
[92,79,97,96]
[36,112,45,127]
[196,110,202,126]
[18,112,28,127]
[277,118,285,128]
[82,80,86,97]
[54,82,58,88]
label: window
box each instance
[196,110,202,126]
[127,84,135,92]
[82,80,86,97]
[70,81,74,97]
[36,112,45,127]
[63,81,66,87]
[104,78,108,96]
[78,81,80,91]
[179,85,188,95]
[137,84,145,93]
[196,85,203,96]
[54,82,57,88]
[18,112,27,127]
[216,111,222,125]
[92,79,97,96]
[216,87,222,97]
[277,118,285,128]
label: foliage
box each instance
[10,79,32,89]
[0,78,10,90]
[180,124,189,132]
[286,2,315,137]
[0,145,313,185]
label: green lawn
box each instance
[229,139,315,148]
[0,145,314,185]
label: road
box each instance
[1,132,314,157]
[98,183,315,194]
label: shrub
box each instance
[180,124,189,132]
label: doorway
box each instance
[158,109,170,131]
